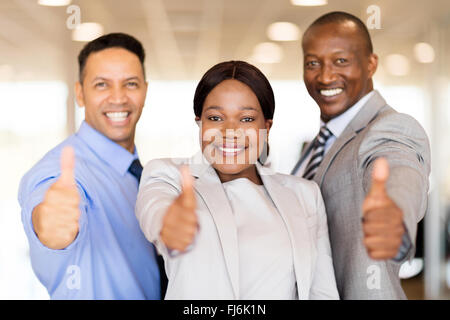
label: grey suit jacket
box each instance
[136,154,339,299]
[292,90,431,299]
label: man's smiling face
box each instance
[75,47,147,153]
[302,21,378,122]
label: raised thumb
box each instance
[179,165,196,209]
[369,157,389,197]
[58,146,76,187]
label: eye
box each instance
[241,117,254,123]
[305,60,320,68]
[94,82,107,89]
[126,81,139,88]
[336,58,348,64]
[207,116,222,122]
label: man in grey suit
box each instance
[291,11,431,299]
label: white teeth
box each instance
[218,147,244,153]
[320,88,343,97]
[106,112,129,122]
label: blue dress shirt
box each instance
[18,121,160,299]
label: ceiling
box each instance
[0,0,449,84]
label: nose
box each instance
[221,124,249,149]
[317,62,337,85]
[108,85,128,105]
[221,120,244,138]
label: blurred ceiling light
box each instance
[38,0,71,6]
[267,22,301,41]
[291,0,328,6]
[72,23,104,42]
[385,54,410,76]
[414,42,435,64]
[251,42,283,64]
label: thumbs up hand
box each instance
[362,158,405,260]
[161,166,198,252]
[32,146,81,250]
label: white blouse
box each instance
[222,178,298,300]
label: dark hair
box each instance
[305,11,373,54]
[77,32,146,82]
[193,60,275,120]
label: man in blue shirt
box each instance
[18,33,164,299]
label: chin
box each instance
[105,130,133,145]
[213,163,251,176]
[319,104,347,121]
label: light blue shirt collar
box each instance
[321,90,375,139]
[76,121,138,176]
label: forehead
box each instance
[84,47,143,78]
[204,79,262,109]
[302,22,366,54]
[207,80,257,100]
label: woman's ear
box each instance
[258,119,273,166]
[195,116,201,127]
[265,119,273,133]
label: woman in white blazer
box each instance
[136,61,339,300]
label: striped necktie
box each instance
[302,126,333,180]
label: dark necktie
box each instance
[128,158,168,298]
[303,126,333,180]
[128,159,143,183]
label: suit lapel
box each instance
[313,91,387,187]
[258,163,312,299]
[188,154,240,299]
[312,127,356,187]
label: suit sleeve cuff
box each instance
[391,224,412,262]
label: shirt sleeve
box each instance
[18,173,89,292]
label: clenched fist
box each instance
[362,157,405,260]
[32,146,81,250]
[160,165,198,252]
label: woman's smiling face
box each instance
[198,79,272,183]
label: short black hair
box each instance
[304,11,373,54]
[77,32,146,82]
[193,60,275,120]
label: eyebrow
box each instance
[92,76,141,82]
[124,76,141,81]
[204,105,259,112]
[331,50,348,55]
[305,50,349,57]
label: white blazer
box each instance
[136,154,339,300]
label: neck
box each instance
[118,141,135,154]
[321,87,374,123]
[216,165,263,185]
[84,120,136,154]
